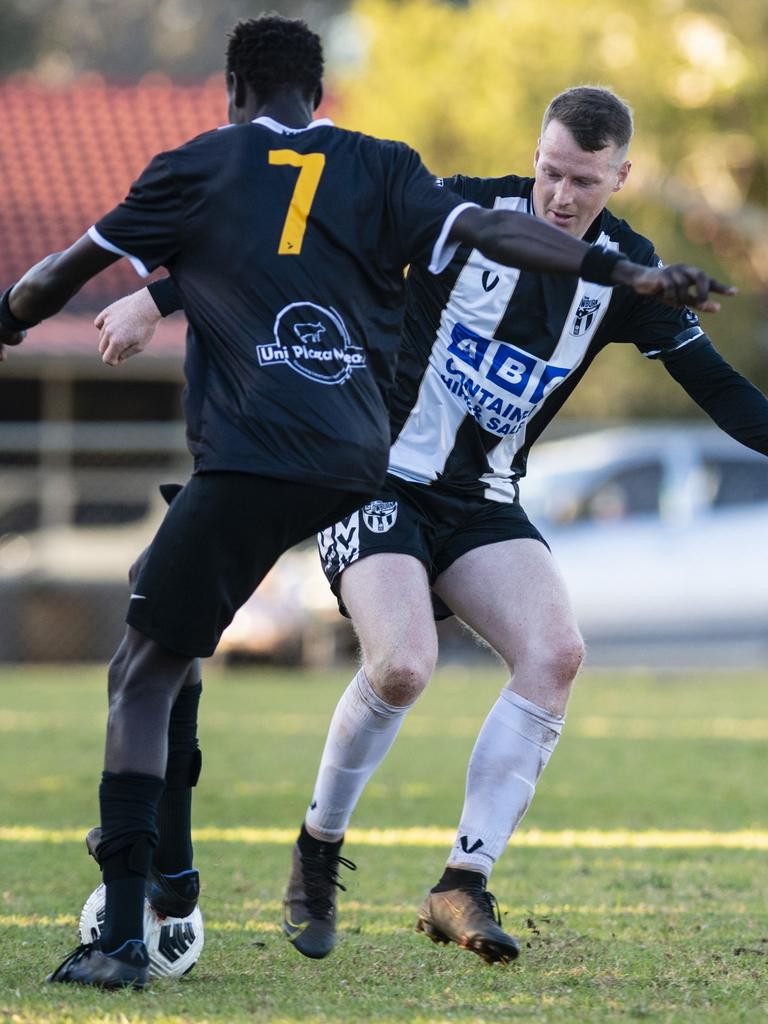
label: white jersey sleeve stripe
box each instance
[87,225,151,278]
[428,202,478,275]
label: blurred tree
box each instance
[0,0,350,80]
[333,0,768,418]
[0,3,42,74]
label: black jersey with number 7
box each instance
[90,117,470,493]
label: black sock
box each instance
[154,682,202,875]
[98,771,164,952]
[101,878,148,954]
[298,822,342,854]
[432,867,487,892]
[154,788,194,876]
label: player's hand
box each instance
[614,261,736,312]
[94,288,162,366]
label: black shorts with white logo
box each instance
[127,472,366,657]
[318,473,547,620]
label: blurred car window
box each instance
[702,458,768,509]
[571,460,663,523]
[0,500,41,535]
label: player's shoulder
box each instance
[169,124,233,152]
[154,125,238,171]
[438,173,532,208]
[328,127,422,164]
[598,208,657,265]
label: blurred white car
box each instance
[521,424,768,642]
[217,545,343,666]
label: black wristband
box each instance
[147,277,183,318]
[0,286,39,337]
[579,246,628,287]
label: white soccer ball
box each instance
[79,883,204,979]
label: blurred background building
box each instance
[0,0,766,664]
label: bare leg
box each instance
[435,539,583,717]
[105,626,193,777]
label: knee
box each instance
[366,648,436,706]
[107,630,185,711]
[517,630,585,689]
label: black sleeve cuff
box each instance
[0,286,38,336]
[579,246,628,287]
[146,277,183,317]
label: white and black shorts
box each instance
[318,474,547,620]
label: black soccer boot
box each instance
[146,867,200,919]
[47,939,149,989]
[86,826,200,919]
[282,827,356,959]
[416,876,520,964]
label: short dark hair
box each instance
[226,14,324,102]
[542,86,633,153]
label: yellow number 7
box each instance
[268,150,326,255]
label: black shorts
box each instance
[318,474,547,620]
[127,472,366,657]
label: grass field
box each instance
[1,664,767,1024]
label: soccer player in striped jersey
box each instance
[85,87,753,968]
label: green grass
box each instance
[1,664,767,1023]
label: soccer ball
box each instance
[79,883,204,979]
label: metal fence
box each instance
[0,420,191,661]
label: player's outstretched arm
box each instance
[662,341,768,455]
[449,208,735,312]
[0,235,121,359]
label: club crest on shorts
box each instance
[362,500,398,533]
[570,296,601,336]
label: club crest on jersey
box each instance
[257,302,366,385]
[362,500,398,533]
[570,296,601,337]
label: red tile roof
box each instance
[0,73,227,312]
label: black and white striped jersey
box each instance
[388,174,708,502]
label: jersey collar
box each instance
[251,115,334,135]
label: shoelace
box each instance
[50,942,96,977]
[466,886,503,926]
[302,851,357,919]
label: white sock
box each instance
[304,668,413,842]
[446,688,564,878]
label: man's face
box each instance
[532,119,631,238]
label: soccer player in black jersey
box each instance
[0,26,735,983]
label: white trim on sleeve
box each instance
[428,202,478,275]
[87,225,151,279]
